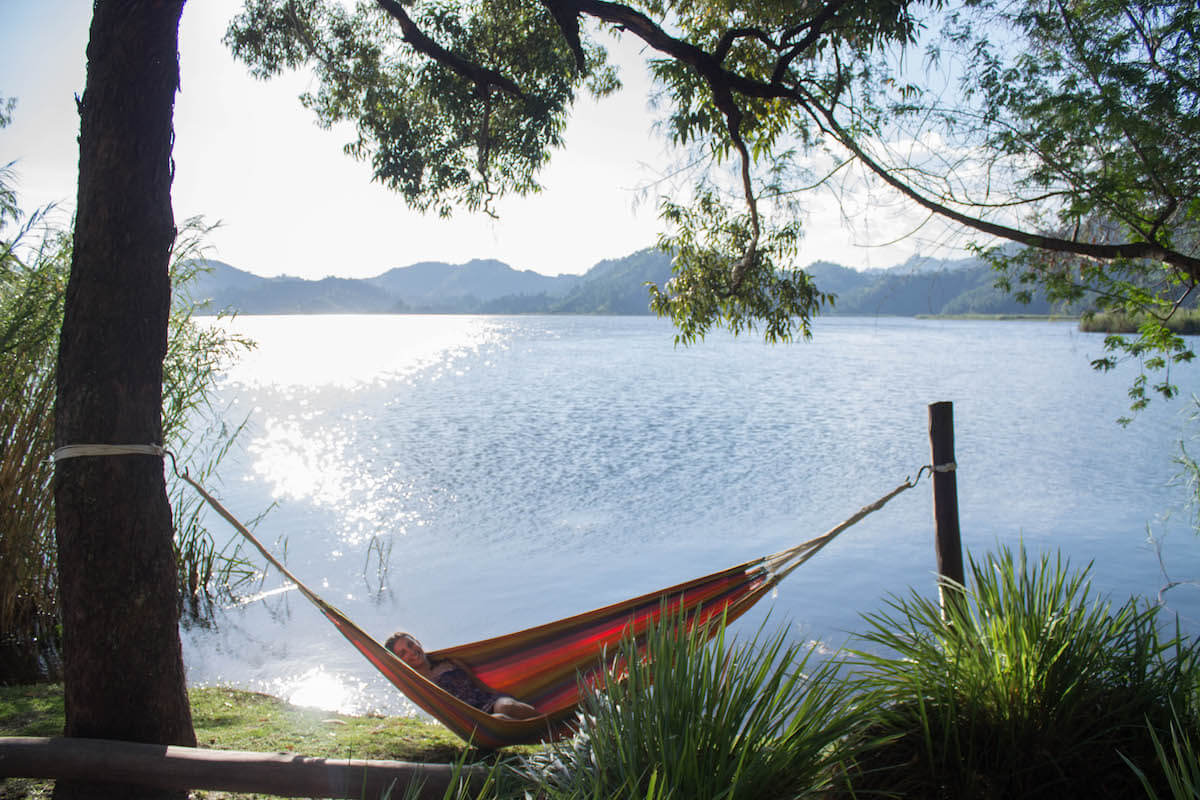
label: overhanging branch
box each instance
[374,0,526,99]
[806,93,1200,279]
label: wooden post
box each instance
[928,402,964,616]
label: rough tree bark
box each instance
[53,1,195,798]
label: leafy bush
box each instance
[851,545,1200,799]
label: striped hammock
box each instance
[183,473,917,749]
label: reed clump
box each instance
[518,613,867,799]
[849,545,1200,800]
[0,203,68,684]
[0,168,254,682]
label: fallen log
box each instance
[0,736,488,799]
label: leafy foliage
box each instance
[225,0,1200,409]
[226,0,617,217]
[650,191,829,343]
[873,0,1200,413]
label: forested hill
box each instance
[805,259,1066,316]
[186,249,1067,316]
[186,249,677,315]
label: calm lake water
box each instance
[181,314,1200,716]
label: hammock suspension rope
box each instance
[54,442,932,748]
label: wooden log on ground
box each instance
[0,736,487,799]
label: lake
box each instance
[180,314,1200,716]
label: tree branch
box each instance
[714,28,780,64]
[807,91,1200,279]
[539,0,587,71]
[775,0,852,82]
[374,0,526,99]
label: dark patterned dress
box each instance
[433,664,502,713]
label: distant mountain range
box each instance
[185,247,1069,317]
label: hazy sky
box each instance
[0,1,967,280]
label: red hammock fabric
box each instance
[316,558,776,748]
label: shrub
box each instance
[850,544,1200,799]
[519,611,866,799]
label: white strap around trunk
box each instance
[51,444,167,462]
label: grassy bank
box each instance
[0,684,477,800]
[914,312,1077,321]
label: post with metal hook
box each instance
[929,401,964,618]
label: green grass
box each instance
[0,684,471,762]
[0,684,487,800]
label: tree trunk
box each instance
[54,2,194,798]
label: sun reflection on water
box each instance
[218,315,512,389]
[220,315,514,547]
[277,667,358,713]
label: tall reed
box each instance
[1079,309,1200,335]
[0,211,69,681]
[0,168,254,678]
[162,220,258,614]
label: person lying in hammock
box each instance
[384,632,540,720]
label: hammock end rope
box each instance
[764,461,951,585]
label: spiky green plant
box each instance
[1125,705,1200,800]
[518,611,866,800]
[851,544,1200,799]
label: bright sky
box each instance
[0,0,966,280]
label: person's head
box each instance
[385,632,428,670]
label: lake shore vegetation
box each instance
[3,546,1197,799]
[0,164,254,684]
[1080,311,1200,336]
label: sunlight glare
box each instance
[215,315,511,388]
[281,667,355,713]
